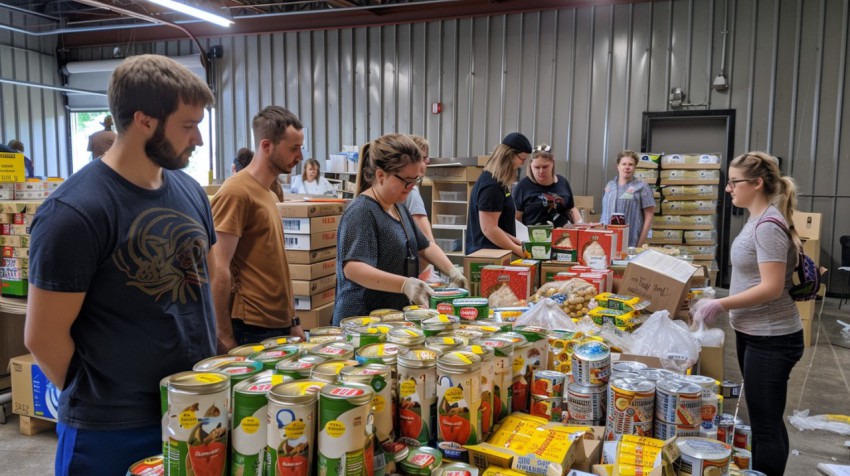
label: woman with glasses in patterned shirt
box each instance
[514,143,582,227]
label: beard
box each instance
[145,122,194,170]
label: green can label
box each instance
[231,373,282,476]
[318,384,374,476]
[166,373,230,476]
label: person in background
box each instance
[404,135,435,242]
[600,150,655,247]
[87,115,117,160]
[210,106,306,350]
[6,139,34,178]
[25,54,216,475]
[231,147,285,201]
[466,132,531,256]
[290,158,334,195]
[693,152,803,476]
[514,143,582,227]
[332,133,467,325]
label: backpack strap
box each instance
[755,215,806,284]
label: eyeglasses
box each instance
[533,144,552,153]
[727,178,754,189]
[393,174,424,189]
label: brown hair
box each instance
[7,140,23,153]
[616,150,639,165]
[108,55,214,134]
[527,144,555,181]
[301,158,321,182]
[408,135,429,158]
[252,106,303,148]
[355,134,422,195]
[484,144,521,189]
[730,151,802,251]
[232,147,253,172]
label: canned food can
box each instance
[317,383,375,476]
[429,288,469,315]
[344,326,388,349]
[701,394,720,423]
[340,316,381,328]
[461,345,496,437]
[699,420,717,440]
[397,348,439,446]
[387,327,425,347]
[676,374,719,398]
[159,377,169,462]
[307,335,344,345]
[675,437,732,476]
[567,382,607,422]
[400,446,443,476]
[514,326,550,379]
[309,326,345,337]
[532,370,567,398]
[434,461,478,476]
[733,448,752,470]
[734,424,752,451]
[404,308,440,326]
[571,341,611,387]
[716,413,743,446]
[165,371,230,476]
[610,360,648,377]
[193,354,249,371]
[653,420,700,440]
[436,351,482,461]
[424,335,462,354]
[605,378,655,441]
[370,308,404,322]
[261,336,303,348]
[721,380,742,399]
[308,341,355,361]
[475,338,514,423]
[655,379,702,426]
[229,343,266,357]
[421,314,461,337]
[355,343,402,403]
[530,394,563,422]
[459,323,500,339]
[275,359,317,380]
[266,380,326,476]
[231,370,283,476]
[451,297,489,321]
[339,363,395,443]
[126,455,164,476]
[437,329,483,345]
[310,360,359,383]
[249,345,303,370]
[493,333,530,413]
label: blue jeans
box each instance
[735,329,804,476]
[56,422,160,475]
[232,319,292,345]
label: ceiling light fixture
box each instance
[144,0,233,27]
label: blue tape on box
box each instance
[31,364,60,419]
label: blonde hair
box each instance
[527,144,555,182]
[408,135,429,158]
[355,134,422,195]
[730,151,803,252]
[301,158,321,182]
[484,144,520,189]
[616,150,639,165]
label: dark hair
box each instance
[302,158,321,182]
[616,150,639,165]
[355,134,422,195]
[7,140,23,153]
[108,55,214,134]
[232,148,254,172]
[252,106,303,148]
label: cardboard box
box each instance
[541,261,577,283]
[426,165,483,183]
[293,288,335,311]
[792,211,821,240]
[605,225,629,254]
[511,259,541,292]
[291,274,336,296]
[10,354,60,421]
[296,301,334,329]
[552,228,581,251]
[285,246,337,265]
[619,250,699,314]
[1,310,26,375]
[465,249,513,295]
[276,201,345,218]
[288,259,336,281]
[480,266,533,305]
[284,230,337,251]
[697,345,724,382]
[566,426,606,473]
[282,215,340,234]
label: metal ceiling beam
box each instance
[0,1,60,21]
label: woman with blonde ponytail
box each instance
[333,134,467,325]
[693,151,803,476]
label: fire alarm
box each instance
[431,102,441,114]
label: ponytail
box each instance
[355,142,372,197]
[775,176,803,253]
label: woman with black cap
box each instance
[466,132,531,256]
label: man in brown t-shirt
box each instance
[210,106,305,351]
[88,115,117,160]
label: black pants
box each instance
[232,319,291,345]
[735,329,804,476]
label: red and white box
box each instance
[577,229,618,269]
[480,266,534,305]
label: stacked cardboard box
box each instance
[793,211,822,347]
[0,201,41,297]
[635,153,663,210]
[651,153,722,272]
[279,201,344,329]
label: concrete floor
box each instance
[1,298,849,475]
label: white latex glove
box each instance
[693,298,726,326]
[402,277,434,307]
[447,268,469,290]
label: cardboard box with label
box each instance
[284,230,337,251]
[465,249,513,295]
[296,301,334,329]
[286,246,337,265]
[291,274,336,296]
[282,214,340,234]
[619,250,699,314]
[10,354,60,421]
[293,288,335,311]
[276,201,345,218]
[288,259,336,281]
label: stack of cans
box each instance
[565,341,611,426]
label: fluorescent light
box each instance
[144,0,233,27]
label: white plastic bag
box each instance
[599,322,633,353]
[789,409,850,435]
[690,320,725,347]
[514,298,577,330]
[629,310,701,373]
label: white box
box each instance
[435,214,462,225]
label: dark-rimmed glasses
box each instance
[393,174,424,189]
[727,178,754,189]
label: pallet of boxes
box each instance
[279,201,343,330]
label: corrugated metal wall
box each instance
[0,10,68,177]
[57,0,850,292]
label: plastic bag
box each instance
[629,310,701,373]
[789,409,850,435]
[599,322,632,353]
[574,315,601,335]
[514,298,577,330]
[527,278,597,320]
[690,320,725,347]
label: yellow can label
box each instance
[445,387,464,404]
[179,410,197,429]
[240,416,261,434]
[285,419,306,439]
[325,420,346,437]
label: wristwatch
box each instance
[291,317,301,327]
